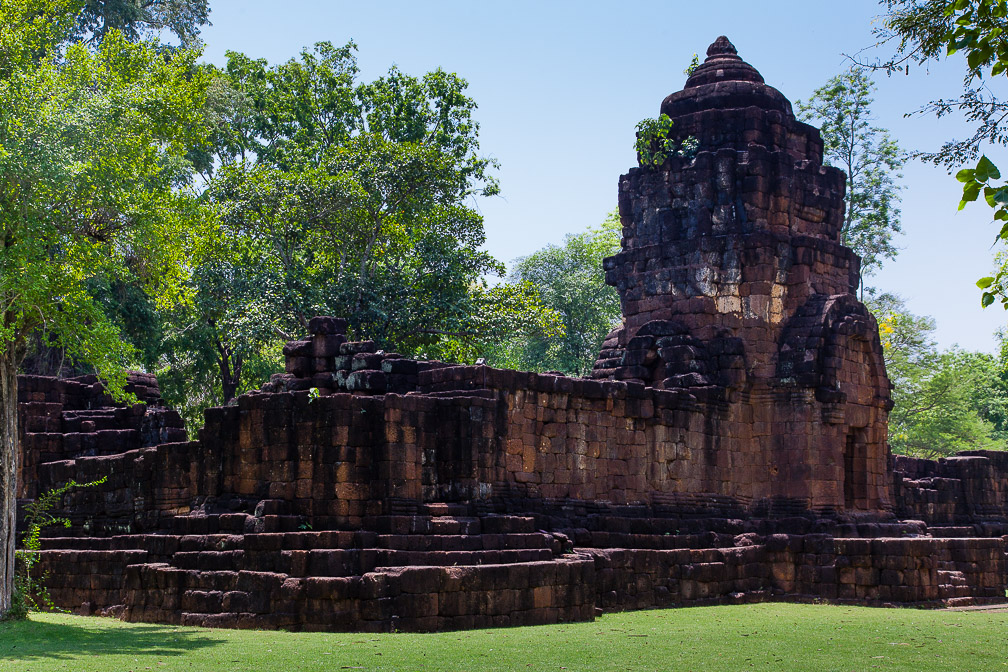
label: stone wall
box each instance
[587,535,1007,611]
[33,532,1005,632]
[16,360,1008,631]
[13,35,1008,632]
[18,372,185,505]
[33,357,888,536]
[892,451,1008,533]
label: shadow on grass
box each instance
[0,615,227,662]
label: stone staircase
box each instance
[938,567,973,604]
[38,507,596,632]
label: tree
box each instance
[429,281,564,366]
[72,0,210,47]
[869,1,1008,305]
[978,326,1008,439]
[797,68,905,290]
[0,0,208,616]
[14,0,211,379]
[867,292,1005,457]
[183,44,534,388]
[873,0,1008,169]
[156,235,286,432]
[143,42,549,424]
[488,212,622,376]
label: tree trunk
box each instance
[221,364,239,404]
[218,351,241,404]
[0,355,19,617]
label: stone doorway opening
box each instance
[844,427,868,510]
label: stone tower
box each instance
[592,37,893,512]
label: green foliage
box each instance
[72,0,211,48]
[876,0,1008,168]
[797,68,905,285]
[488,212,622,376]
[16,0,213,379]
[980,326,1008,437]
[875,1,1008,306]
[634,114,698,168]
[0,0,209,616]
[960,165,1008,308]
[154,221,287,433]
[145,41,534,426]
[0,0,211,391]
[86,277,164,371]
[683,53,700,77]
[867,291,1006,457]
[12,478,107,617]
[426,281,564,366]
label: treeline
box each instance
[866,292,1008,458]
[9,0,1008,459]
[122,42,562,430]
[8,1,569,431]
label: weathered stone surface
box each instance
[13,38,1008,632]
[590,35,891,514]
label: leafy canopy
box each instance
[867,291,1007,457]
[156,41,539,423]
[489,212,621,376]
[871,1,1008,306]
[0,0,211,389]
[0,0,209,619]
[204,43,503,348]
[72,0,210,48]
[875,0,1008,168]
[797,67,905,287]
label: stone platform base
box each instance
[36,510,1008,632]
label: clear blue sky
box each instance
[199,0,1006,353]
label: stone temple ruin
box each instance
[15,37,1008,631]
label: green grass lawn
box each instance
[1,603,1006,672]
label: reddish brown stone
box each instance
[14,37,1008,633]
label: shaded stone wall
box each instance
[34,533,1005,631]
[15,362,1008,631]
[893,451,1008,530]
[33,358,883,536]
[587,535,1006,610]
[17,372,186,505]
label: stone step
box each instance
[938,569,970,586]
[375,532,553,551]
[36,548,150,611]
[930,526,977,537]
[362,514,536,535]
[168,513,299,535]
[422,502,472,517]
[160,512,541,537]
[41,528,556,556]
[119,555,597,632]
[168,547,556,575]
[172,530,554,553]
[61,409,138,433]
[562,529,735,549]
[938,568,974,600]
[40,535,179,554]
